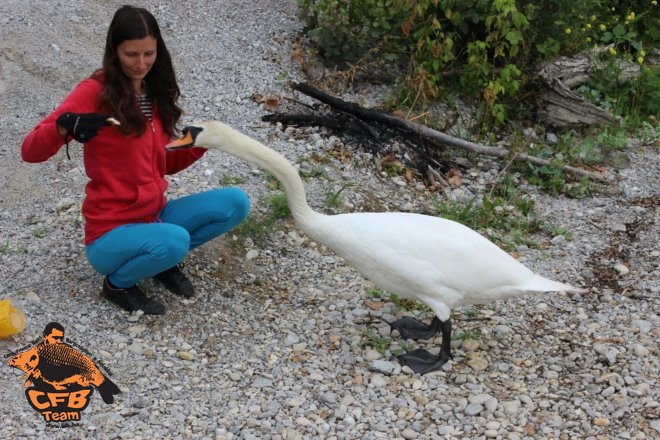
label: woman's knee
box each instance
[226,187,251,222]
[209,187,250,224]
[153,225,190,261]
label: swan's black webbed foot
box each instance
[388,316,441,340]
[395,318,453,374]
[397,349,451,374]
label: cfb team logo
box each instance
[6,322,120,426]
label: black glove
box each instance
[56,112,112,143]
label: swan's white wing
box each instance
[309,212,574,319]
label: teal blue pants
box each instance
[86,188,250,288]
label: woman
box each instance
[21,6,250,315]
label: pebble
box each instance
[464,403,484,416]
[631,320,652,333]
[593,418,610,427]
[56,197,76,211]
[461,339,480,351]
[613,263,630,275]
[468,356,489,371]
[401,428,418,439]
[364,349,382,361]
[245,249,259,261]
[650,420,660,433]
[486,421,501,430]
[370,374,388,387]
[371,359,398,374]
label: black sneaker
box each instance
[153,265,195,298]
[102,278,165,315]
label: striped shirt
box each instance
[136,94,152,121]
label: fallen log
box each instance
[536,46,626,126]
[266,81,611,183]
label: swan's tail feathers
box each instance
[526,275,588,294]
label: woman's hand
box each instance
[56,113,116,143]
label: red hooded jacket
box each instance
[21,73,206,245]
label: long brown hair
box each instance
[95,5,182,137]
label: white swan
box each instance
[167,121,587,374]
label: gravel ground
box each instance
[1,1,658,439]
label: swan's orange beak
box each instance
[166,130,195,151]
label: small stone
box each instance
[281,428,303,440]
[492,325,511,338]
[127,343,142,354]
[437,426,455,435]
[461,339,480,352]
[485,397,498,412]
[245,249,259,261]
[364,349,382,361]
[593,418,610,427]
[127,310,144,322]
[285,332,300,345]
[539,400,552,408]
[551,234,566,245]
[178,351,193,361]
[464,403,483,416]
[613,263,629,275]
[502,400,520,416]
[370,374,388,387]
[633,343,649,356]
[401,428,418,439]
[650,420,660,433]
[610,223,627,232]
[523,127,537,138]
[286,398,305,407]
[593,343,609,355]
[468,356,489,371]
[371,360,397,375]
[469,394,494,405]
[601,386,615,397]
[632,383,650,395]
[56,197,76,211]
[631,320,652,333]
[24,291,40,302]
[486,421,501,430]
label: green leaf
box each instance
[505,29,522,46]
[612,23,626,38]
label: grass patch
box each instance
[433,175,542,250]
[361,328,392,355]
[218,174,248,186]
[325,183,356,210]
[454,330,483,340]
[388,293,432,314]
[0,238,28,255]
[231,192,291,246]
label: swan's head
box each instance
[166,125,205,150]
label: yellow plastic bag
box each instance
[0,299,25,338]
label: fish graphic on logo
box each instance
[7,322,120,424]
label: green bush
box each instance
[297,0,410,63]
[298,0,659,125]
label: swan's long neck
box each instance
[199,122,323,229]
